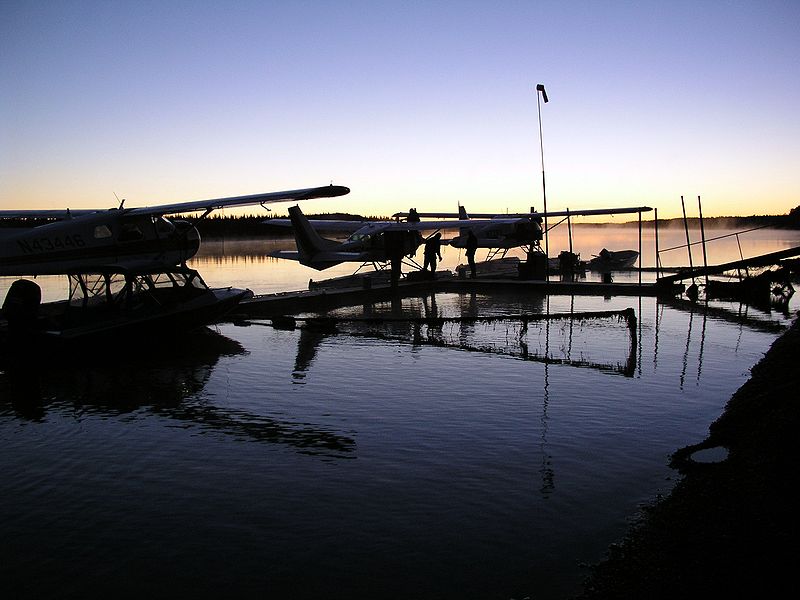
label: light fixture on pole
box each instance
[535,83,549,263]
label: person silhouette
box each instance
[383,231,406,288]
[423,233,443,278]
[465,230,478,278]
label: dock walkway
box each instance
[656,244,800,284]
[233,277,679,317]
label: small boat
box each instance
[1,266,251,360]
[587,249,639,271]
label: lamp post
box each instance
[536,83,549,262]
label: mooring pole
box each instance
[536,83,549,272]
[654,207,661,279]
[567,208,573,254]
[735,233,747,280]
[697,195,709,286]
[638,210,642,288]
[680,195,694,274]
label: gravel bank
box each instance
[576,313,800,599]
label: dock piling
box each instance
[698,195,709,286]
[680,195,695,279]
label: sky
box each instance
[1,0,799,220]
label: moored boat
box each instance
[587,249,639,271]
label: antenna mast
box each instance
[536,83,549,260]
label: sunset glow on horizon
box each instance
[2,1,798,221]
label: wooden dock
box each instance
[656,244,800,284]
[233,277,682,317]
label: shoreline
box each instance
[576,312,800,598]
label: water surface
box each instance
[1,227,798,599]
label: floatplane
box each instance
[397,205,652,277]
[267,203,652,285]
[0,185,349,354]
[265,204,549,287]
[268,204,553,270]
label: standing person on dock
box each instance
[383,230,406,289]
[423,232,443,278]
[465,230,478,278]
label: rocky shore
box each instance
[576,312,800,599]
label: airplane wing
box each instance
[128,185,350,216]
[0,185,350,220]
[265,218,480,233]
[491,206,653,218]
[0,209,103,219]
[380,219,476,231]
[391,206,652,219]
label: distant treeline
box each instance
[198,207,800,237]
[585,209,800,230]
[198,213,379,238]
[2,207,798,238]
[0,212,380,237]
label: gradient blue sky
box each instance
[2,1,798,219]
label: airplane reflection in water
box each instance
[0,328,355,458]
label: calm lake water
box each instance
[1,226,799,599]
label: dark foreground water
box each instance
[2,230,799,599]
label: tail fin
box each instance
[458,204,469,219]
[287,205,333,263]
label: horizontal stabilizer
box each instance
[270,250,302,261]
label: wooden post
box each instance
[735,234,747,280]
[697,195,709,286]
[654,207,661,279]
[680,195,694,273]
[567,208,573,254]
[638,210,642,288]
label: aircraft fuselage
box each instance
[0,211,200,275]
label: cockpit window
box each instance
[94,225,112,239]
[118,223,144,242]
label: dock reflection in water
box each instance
[282,301,638,379]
